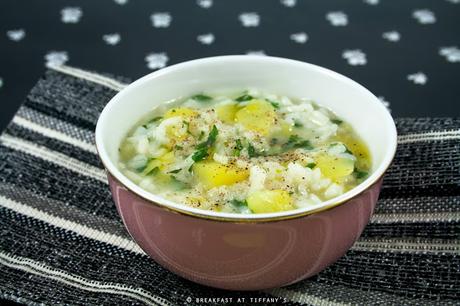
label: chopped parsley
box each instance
[344,145,353,155]
[168,169,181,174]
[247,143,257,158]
[231,199,248,207]
[149,116,163,123]
[235,94,253,102]
[294,120,303,128]
[267,99,280,109]
[192,125,219,162]
[283,135,313,150]
[233,139,244,156]
[183,121,192,134]
[354,169,368,179]
[192,94,212,102]
[331,118,343,125]
[306,162,316,169]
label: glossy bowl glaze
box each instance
[96,56,397,290]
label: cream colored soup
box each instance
[118,89,371,214]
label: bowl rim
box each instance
[95,55,397,223]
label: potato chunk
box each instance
[216,103,238,124]
[164,107,197,119]
[235,100,276,136]
[316,154,354,180]
[247,189,294,213]
[193,161,249,189]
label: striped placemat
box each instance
[0,66,458,305]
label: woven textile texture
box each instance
[0,66,458,306]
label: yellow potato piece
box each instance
[270,120,293,140]
[235,100,276,136]
[247,189,294,213]
[166,123,188,142]
[316,154,354,180]
[334,130,371,170]
[193,161,249,189]
[216,103,238,124]
[164,107,197,119]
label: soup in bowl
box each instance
[95,56,397,290]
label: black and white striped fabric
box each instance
[0,66,458,305]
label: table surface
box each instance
[1,0,459,134]
[0,1,458,304]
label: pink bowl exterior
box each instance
[109,173,382,290]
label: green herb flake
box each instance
[331,118,343,125]
[354,169,368,179]
[183,121,192,134]
[294,121,303,128]
[306,162,316,169]
[231,199,248,207]
[283,135,313,150]
[267,99,280,109]
[192,125,219,162]
[168,169,181,174]
[247,143,257,158]
[235,94,253,102]
[344,145,353,155]
[192,94,212,102]
[198,131,205,140]
[192,148,208,162]
[175,145,183,150]
[207,125,219,146]
[148,116,163,124]
[233,139,244,156]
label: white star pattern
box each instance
[290,32,308,44]
[151,12,172,28]
[103,33,121,45]
[382,31,401,42]
[326,11,348,26]
[114,0,128,4]
[145,52,169,70]
[281,0,297,7]
[197,33,215,45]
[196,0,213,8]
[0,77,3,89]
[246,50,266,56]
[342,49,367,66]
[239,13,260,27]
[439,46,460,63]
[6,29,26,41]
[61,7,83,24]
[45,51,69,67]
[378,96,391,111]
[364,0,379,5]
[412,9,436,24]
[407,72,428,85]
[445,0,460,3]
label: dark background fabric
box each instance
[0,0,459,134]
